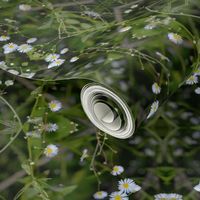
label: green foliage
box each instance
[0,0,200,200]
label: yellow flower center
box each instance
[123,183,129,189]
[2,36,7,39]
[113,166,119,172]
[9,44,14,48]
[189,76,194,81]
[46,147,53,155]
[114,195,122,200]
[155,84,159,90]
[50,103,57,109]
[97,192,102,196]
[173,34,182,41]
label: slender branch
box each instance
[0,96,23,153]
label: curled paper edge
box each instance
[80,83,135,139]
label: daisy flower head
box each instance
[186,75,198,85]
[19,4,31,11]
[111,165,124,176]
[168,33,183,45]
[147,100,159,119]
[60,48,69,54]
[45,53,60,62]
[118,26,132,33]
[93,191,108,199]
[18,44,33,53]
[152,82,161,94]
[109,191,128,200]
[44,144,58,158]
[70,56,79,63]
[3,43,18,54]
[118,178,141,194]
[48,100,62,112]
[48,59,65,69]
[45,123,58,132]
[154,193,183,200]
[5,80,14,86]
[194,182,200,192]
[27,37,37,44]
[0,35,10,41]
[195,87,200,94]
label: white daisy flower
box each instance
[152,82,161,94]
[70,56,79,63]
[147,100,159,119]
[5,80,14,86]
[93,191,108,199]
[48,100,62,112]
[19,4,31,11]
[194,182,200,192]
[118,178,141,194]
[195,87,200,94]
[60,48,69,54]
[3,43,18,54]
[27,37,37,44]
[186,75,198,85]
[168,33,183,45]
[18,44,33,53]
[45,54,60,62]
[48,59,65,69]
[45,123,58,132]
[154,193,183,200]
[109,191,128,200]
[118,26,132,33]
[111,165,124,176]
[80,149,89,162]
[0,35,10,41]
[44,144,58,158]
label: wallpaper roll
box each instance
[0,2,197,139]
[80,83,135,139]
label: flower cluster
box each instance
[93,165,141,199]
[0,34,36,54]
